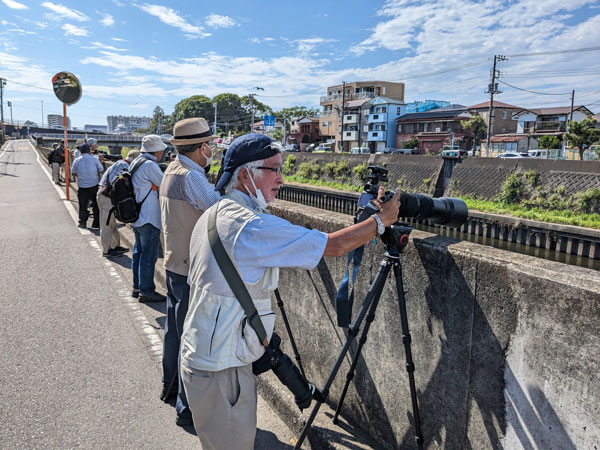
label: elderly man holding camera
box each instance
[158,118,221,427]
[179,133,400,449]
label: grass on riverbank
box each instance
[463,197,600,230]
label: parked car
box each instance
[284,144,300,152]
[528,150,549,158]
[441,149,467,158]
[305,143,318,152]
[350,147,370,154]
[314,143,334,153]
[392,148,419,155]
[497,152,526,158]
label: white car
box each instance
[497,152,527,158]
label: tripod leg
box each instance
[332,279,383,424]
[274,288,306,378]
[393,262,424,450]
[294,258,392,450]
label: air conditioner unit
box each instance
[435,127,441,132]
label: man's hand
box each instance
[371,186,401,227]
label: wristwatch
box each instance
[372,214,385,235]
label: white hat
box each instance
[87,138,97,146]
[140,134,167,153]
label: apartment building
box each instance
[106,115,151,134]
[319,81,405,152]
[513,106,593,135]
[47,114,71,130]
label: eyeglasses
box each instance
[257,166,283,175]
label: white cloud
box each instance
[7,28,37,35]
[264,37,275,42]
[42,2,88,21]
[248,37,261,44]
[83,41,127,52]
[111,37,128,42]
[2,0,28,10]
[136,4,211,38]
[205,14,236,29]
[62,23,88,37]
[101,14,115,27]
[295,38,335,54]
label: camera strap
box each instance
[207,202,269,348]
[335,245,365,328]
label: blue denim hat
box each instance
[78,143,91,153]
[214,133,280,193]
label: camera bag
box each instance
[106,157,152,225]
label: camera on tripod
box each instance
[356,165,468,230]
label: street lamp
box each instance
[7,100,13,125]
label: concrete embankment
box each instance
[267,200,600,450]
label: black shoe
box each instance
[78,222,86,229]
[131,289,140,298]
[160,383,178,402]
[112,246,129,253]
[175,410,194,427]
[102,249,121,258]
[90,223,100,229]
[139,292,166,303]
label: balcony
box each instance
[368,113,387,123]
[320,94,342,103]
[343,130,358,140]
[343,114,358,124]
[368,131,386,141]
[536,121,566,132]
[354,92,376,100]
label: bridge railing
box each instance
[33,132,143,143]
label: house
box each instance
[467,101,523,134]
[319,81,405,152]
[363,96,406,153]
[489,134,538,153]
[395,105,473,154]
[513,106,593,135]
[251,119,283,134]
[285,116,321,147]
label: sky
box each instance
[1,0,600,128]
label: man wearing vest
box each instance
[180,134,401,449]
[130,135,166,303]
[159,118,221,428]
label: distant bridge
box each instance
[32,132,144,146]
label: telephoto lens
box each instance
[399,192,468,228]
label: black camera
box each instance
[253,333,321,410]
[356,166,468,229]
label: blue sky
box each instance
[1,0,599,128]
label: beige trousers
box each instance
[51,162,63,182]
[181,363,257,450]
[96,192,120,253]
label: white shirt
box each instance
[131,153,164,229]
[71,153,104,188]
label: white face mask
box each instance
[244,170,269,211]
[201,145,213,168]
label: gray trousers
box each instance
[181,363,257,450]
[51,162,63,182]
[97,192,120,253]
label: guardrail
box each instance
[34,132,143,143]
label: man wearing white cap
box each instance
[97,149,140,258]
[158,117,221,427]
[130,135,167,303]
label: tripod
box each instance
[294,225,424,450]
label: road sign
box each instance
[264,115,275,127]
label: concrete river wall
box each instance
[267,200,599,449]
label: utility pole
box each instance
[213,102,218,135]
[249,94,254,132]
[0,78,5,141]
[41,100,44,128]
[485,55,506,157]
[340,80,346,153]
[7,100,12,125]
[569,90,575,123]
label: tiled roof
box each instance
[397,107,468,121]
[468,101,522,109]
[514,105,592,116]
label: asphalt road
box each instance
[0,140,294,449]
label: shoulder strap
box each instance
[129,157,147,175]
[207,202,269,347]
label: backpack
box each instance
[106,158,152,225]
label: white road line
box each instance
[25,139,164,363]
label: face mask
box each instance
[245,170,269,211]
[201,144,213,168]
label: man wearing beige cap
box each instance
[130,134,167,303]
[159,118,221,427]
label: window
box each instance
[323,121,328,126]
[397,107,402,114]
[482,112,487,119]
[502,111,507,119]
[505,142,517,151]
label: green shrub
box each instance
[333,161,351,180]
[572,188,600,214]
[282,155,296,176]
[499,173,525,204]
[323,162,337,179]
[353,163,369,183]
[296,162,321,180]
[524,170,538,187]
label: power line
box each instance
[506,46,600,58]
[497,79,571,96]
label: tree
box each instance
[564,118,600,160]
[241,95,271,118]
[460,115,487,147]
[172,95,214,123]
[149,106,165,134]
[276,106,320,122]
[402,137,418,149]
[211,93,248,132]
[539,135,561,149]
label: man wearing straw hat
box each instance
[159,118,221,427]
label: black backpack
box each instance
[106,158,152,225]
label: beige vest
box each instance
[159,159,204,276]
[181,193,278,372]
